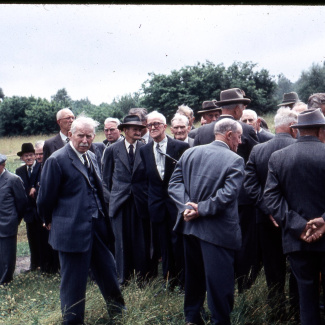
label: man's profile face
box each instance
[69,125,95,154]
[124,126,142,142]
[104,122,121,143]
[241,111,258,131]
[171,121,190,141]
[202,111,220,124]
[35,147,43,163]
[21,152,36,166]
[0,163,5,174]
[228,127,242,152]
[58,110,75,133]
[147,117,167,142]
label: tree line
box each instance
[1,60,324,136]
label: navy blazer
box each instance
[102,140,149,218]
[43,133,65,164]
[140,137,189,223]
[37,144,112,253]
[16,162,41,223]
[244,133,296,223]
[90,142,106,172]
[264,136,325,254]
[168,141,244,250]
[0,170,27,237]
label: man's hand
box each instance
[29,187,36,199]
[269,214,279,227]
[300,217,325,243]
[43,223,51,231]
[183,202,199,222]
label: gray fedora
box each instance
[278,92,299,107]
[0,154,7,165]
[290,108,325,129]
[215,88,251,106]
[118,115,146,130]
[197,101,221,114]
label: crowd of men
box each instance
[1,88,325,325]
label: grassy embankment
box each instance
[0,114,299,325]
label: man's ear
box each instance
[68,131,72,138]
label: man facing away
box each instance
[37,116,124,324]
[102,115,151,285]
[169,118,245,325]
[0,154,27,284]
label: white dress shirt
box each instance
[154,136,167,180]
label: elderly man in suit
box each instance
[128,107,153,144]
[140,111,189,288]
[16,143,43,272]
[43,107,75,163]
[169,118,244,325]
[37,116,124,324]
[264,108,325,325]
[103,117,124,146]
[0,154,27,284]
[102,115,151,285]
[278,92,300,110]
[170,113,194,147]
[241,109,274,143]
[244,107,298,319]
[176,104,196,130]
[307,93,325,115]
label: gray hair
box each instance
[241,109,257,120]
[128,108,148,122]
[171,113,189,126]
[146,110,166,124]
[214,118,241,135]
[292,102,307,114]
[176,104,194,118]
[70,115,99,135]
[307,93,325,109]
[104,117,121,126]
[274,107,298,128]
[34,140,45,150]
[56,107,74,120]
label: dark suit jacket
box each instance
[264,136,325,254]
[168,141,244,250]
[90,142,106,170]
[257,128,274,143]
[102,140,149,218]
[43,133,65,164]
[140,137,189,223]
[0,170,27,237]
[37,144,112,253]
[244,133,296,223]
[16,162,41,223]
[188,127,199,139]
[194,115,259,163]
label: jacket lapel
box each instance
[132,141,143,174]
[0,172,8,189]
[67,145,90,184]
[116,141,131,173]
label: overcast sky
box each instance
[1,4,325,105]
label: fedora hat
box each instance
[197,101,222,114]
[290,108,325,129]
[17,143,35,157]
[118,115,146,130]
[0,154,7,165]
[215,88,251,106]
[278,92,299,107]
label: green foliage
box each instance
[274,74,295,104]
[0,87,4,100]
[110,93,142,119]
[141,61,277,121]
[51,88,72,108]
[295,62,325,103]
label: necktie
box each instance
[66,138,70,143]
[28,166,32,178]
[156,143,178,163]
[129,144,135,167]
[82,153,89,169]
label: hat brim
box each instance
[17,150,35,157]
[118,122,146,130]
[197,107,222,114]
[277,101,296,107]
[290,122,325,129]
[214,98,251,106]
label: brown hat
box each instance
[118,115,146,130]
[215,88,251,106]
[17,143,35,157]
[278,92,299,107]
[197,101,222,114]
[290,108,325,129]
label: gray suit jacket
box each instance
[168,141,244,250]
[0,170,27,237]
[264,136,325,254]
[37,144,112,253]
[102,140,149,218]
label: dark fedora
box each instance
[290,108,325,129]
[17,143,35,156]
[118,115,146,130]
[278,92,299,107]
[197,101,222,114]
[215,88,251,106]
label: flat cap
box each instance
[0,154,7,165]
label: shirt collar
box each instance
[154,135,168,147]
[60,131,69,142]
[125,139,137,150]
[26,160,36,170]
[0,168,5,177]
[69,141,87,160]
[214,139,230,149]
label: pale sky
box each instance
[1,4,325,105]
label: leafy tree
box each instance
[111,93,142,119]
[274,74,294,104]
[51,88,72,108]
[90,102,115,126]
[294,63,325,103]
[0,88,4,100]
[71,98,98,117]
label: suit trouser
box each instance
[183,235,235,325]
[0,235,16,285]
[26,219,42,270]
[59,217,124,325]
[288,251,325,325]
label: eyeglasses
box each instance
[104,128,118,133]
[147,122,164,129]
[242,118,254,123]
